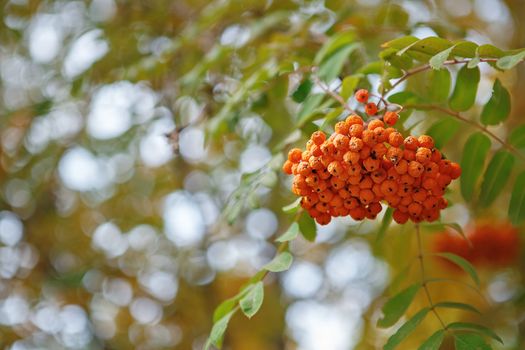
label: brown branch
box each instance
[404,103,525,163]
[311,73,358,115]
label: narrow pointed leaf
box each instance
[297,94,324,126]
[434,301,481,314]
[429,45,456,70]
[207,310,235,349]
[239,282,264,318]
[496,50,525,70]
[384,308,429,350]
[264,252,293,272]
[448,322,503,344]
[434,252,480,287]
[377,284,420,328]
[291,79,313,103]
[418,329,445,350]
[318,43,360,82]
[427,68,451,103]
[479,150,514,207]
[508,124,525,150]
[426,117,460,148]
[460,132,491,201]
[282,197,302,214]
[480,79,511,125]
[276,222,300,242]
[454,333,492,350]
[341,75,361,100]
[376,207,393,243]
[298,212,317,241]
[449,65,480,111]
[508,171,525,225]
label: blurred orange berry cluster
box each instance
[282,89,461,225]
[433,222,520,268]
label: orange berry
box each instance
[362,130,377,146]
[348,185,360,197]
[355,89,369,103]
[311,130,326,145]
[365,102,378,115]
[305,174,320,187]
[360,146,371,159]
[318,168,331,180]
[412,187,427,203]
[348,124,364,138]
[403,149,416,161]
[308,156,323,170]
[373,127,388,143]
[436,174,452,187]
[363,158,380,172]
[431,149,442,163]
[387,147,404,164]
[313,180,328,193]
[383,111,399,126]
[335,121,350,135]
[359,176,373,189]
[439,159,452,175]
[424,162,439,178]
[422,178,437,191]
[359,189,375,205]
[308,208,321,218]
[408,161,424,178]
[438,197,448,209]
[371,169,387,184]
[418,135,435,149]
[310,145,323,157]
[422,209,439,222]
[330,177,345,190]
[347,163,361,177]
[368,202,383,215]
[297,162,311,176]
[382,158,394,170]
[388,131,404,147]
[329,195,343,208]
[346,114,364,125]
[349,137,364,152]
[333,134,349,150]
[344,197,360,210]
[288,148,303,163]
[408,202,423,217]
[347,176,362,186]
[282,160,293,174]
[343,151,360,165]
[397,183,412,197]
[371,143,388,159]
[315,201,329,212]
[386,195,401,207]
[387,167,400,180]
[327,161,343,176]
[404,136,419,150]
[415,148,432,164]
[372,183,383,197]
[449,162,462,179]
[349,206,366,220]
[394,159,408,174]
[423,196,439,210]
[393,209,409,224]
[315,214,332,225]
[367,119,384,130]
[338,189,350,199]
[301,150,312,161]
[320,142,336,155]
[380,180,398,196]
[400,174,415,185]
[400,195,412,206]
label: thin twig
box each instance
[311,73,358,115]
[404,103,525,163]
[415,224,448,330]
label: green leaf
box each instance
[282,197,302,214]
[434,301,481,314]
[239,282,264,318]
[276,222,300,242]
[341,75,361,100]
[321,107,344,129]
[508,171,525,226]
[315,31,355,64]
[376,207,393,243]
[418,329,445,350]
[377,284,420,328]
[297,94,324,126]
[298,212,317,242]
[480,79,511,125]
[449,65,480,111]
[496,50,525,70]
[264,252,293,272]
[429,45,456,70]
[479,150,515,207]
[508,125,525,150]
[388,91,423,105]
[454,333,492,350]
[213,286,253,322]
[207,310,235,349]
[434,252,480,287]
[448,322,503,344]
[382,36,419,51]
[384,308,429,350]
[426,117,460,148]
[460,132,491,201]
[291,79,313,103]
[427,68,451,103]
[318,43,360,82]
[478,44,505,58]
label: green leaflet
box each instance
[298,212,317,242]
[418,329,445,350]
[508,124,525,150]
[239,282,264,318]
[508,171,525,226]
[449,65,480,111]
[454,333,492,350]
[275,222,300,242]
[460,132,491,201]
[263,252,293,272]
[496,49,525,69]
[479,150,514,207]
[383,308,429,350]
[427,68,451,103]
[480,79,511,125]
[448,322,503,343]
[434,253,480,287]
[377,284,420,328]
[426,117,460,148]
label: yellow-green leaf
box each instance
[479,150,514,207]
[239,282,264,318]
[496,50,525,70]
[449,65,480,111]
[434,253,480,287]
[480,79,511,125]
[377,284,420,328]
[418,329,445,350]
[276,222,300,242]
[509,171,525,226]
[448,322,503,344]
[460,132,490,201]
[384,308,429,350]
[264,252,293,272]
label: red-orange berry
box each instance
[365,102,378,115]
[282,160,293,174]
[355,89,369,103]
[288,148,303,163]
[404,136,419,150]
[367,119,384,130]
[393,209,409,224]
[346,114,364,126]
[311,130,326,145]
[418,135,435,149]
[383,111,399,126]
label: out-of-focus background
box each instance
[0,0,524,349]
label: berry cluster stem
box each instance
[415,224,448,330]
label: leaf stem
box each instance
[404,103,525,163]
[415,224,448,330]
[311,72,358,115]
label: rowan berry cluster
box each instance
[282,89,461,225]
